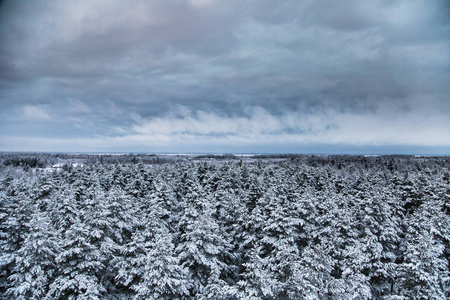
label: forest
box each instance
[0,153,449,299]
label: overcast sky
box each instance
[1,0,449,154]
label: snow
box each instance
[1,154,449,299]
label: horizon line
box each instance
[0,151,449,157]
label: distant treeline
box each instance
[1,152,449,168]
[0,154,449,299]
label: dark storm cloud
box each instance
[0,0,449,153]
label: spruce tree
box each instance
[7,210,60,299]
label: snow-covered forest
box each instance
[0,154,449,299]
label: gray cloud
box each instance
[0,0,449,153]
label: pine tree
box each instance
[103,186,137,246]
[7,210,60,299]
[237,246,276,300]
[283,243,334,299]
[0,188,33,297]
[133,233,191,299]
[48,183,111,299]
[114,189,172,296]
[48,221,107,299]
[176,183,234,298]
[397,199,450,299]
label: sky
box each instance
[0,0,449,154]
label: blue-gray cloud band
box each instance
[0,0,449,153]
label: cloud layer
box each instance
[0,0,449,153]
